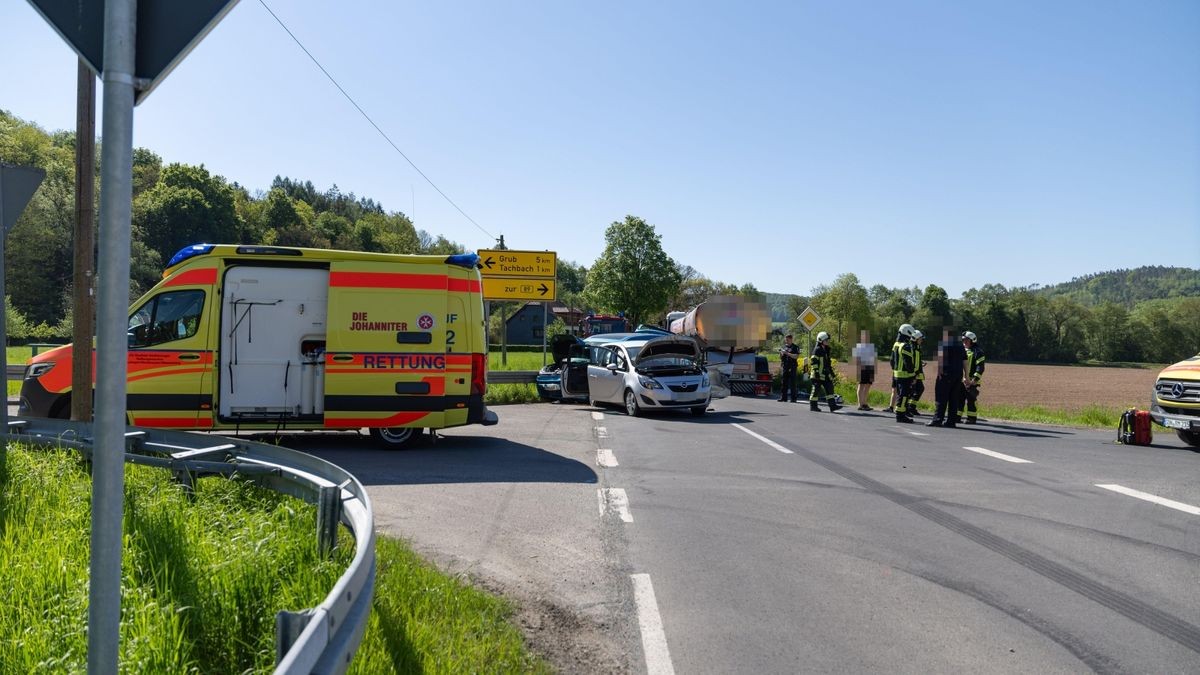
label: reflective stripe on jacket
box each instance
[892,339,916,378]
[966,345,986,382]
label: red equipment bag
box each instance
[1117,408,1153,446]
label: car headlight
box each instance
[26,362,55,378]
[638,376,663,390]
[702,371,710,386]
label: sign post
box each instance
[797,306,821,384]
[26,1,239,671]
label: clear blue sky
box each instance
[3,0,1197,298]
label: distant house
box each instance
[503,301,587,344]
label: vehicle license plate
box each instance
[1163,417,1190,430]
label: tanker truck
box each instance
[668,296,773,397]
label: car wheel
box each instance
[1177,429,1200,448]
[369,426,423,449]
[624,389,641,417]
[691,405,707,416]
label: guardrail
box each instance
[487,370,538,384]
[4,417,374,674]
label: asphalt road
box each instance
[141,399,1200,673]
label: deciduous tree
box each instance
[585,215,681,327]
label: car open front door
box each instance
[560,339,590,399]
[587,346,626,403]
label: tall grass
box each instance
[0,445,547,673]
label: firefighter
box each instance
[891,324,917,423]
[908,329,926,416]
[960,330,986,424]
[809,331,841,412]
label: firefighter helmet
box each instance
[899,323,915,337]
[816,331,830,343]
[962,330,977,342]
[912,329,924,340]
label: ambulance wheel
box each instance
[1177,430,1200,448]
[624,389,641,417]
[370,426,423,449]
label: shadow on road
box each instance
[241,432,598,487]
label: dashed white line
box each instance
[908,431,930,436]
[631,574,676,675]
[1095,484,1200,516]
[963,446,1032,464]
[597,448,619,467]
[595,426,609,439]
[598,488,633,522]
[731,423,794,454]
[592,411,605,421]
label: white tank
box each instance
[668,295,771,349]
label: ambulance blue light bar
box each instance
[446,253,480,268]
[167,243,215,267]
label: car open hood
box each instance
[632,335,701,365]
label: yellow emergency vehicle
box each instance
[19,244,497,447]
[1150,352,1200,447]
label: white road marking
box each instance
[592,411,605,421]
[598,488,633,522]
[631,574,676,675]
[908,432,929,436]
[963,446,1032,464]
[1095,484,1200,516]
[732,423,794,454]
[595,426,609,439]
[597,448,619,467]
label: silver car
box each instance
[561,334,719,416]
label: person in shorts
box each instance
[851,330,876,411]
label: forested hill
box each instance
[1035,266,1200,307]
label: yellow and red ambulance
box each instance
[19,244,497,447]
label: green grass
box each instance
[0,445,548,674]
[488,352,549,371]
[5,347,33,363]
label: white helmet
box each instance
[911,329,924,340]
[816,331,830,343]
[962,330,977,342]
[899,323,915,337]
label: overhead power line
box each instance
[257,0,493,240]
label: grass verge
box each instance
[0,444,547,674]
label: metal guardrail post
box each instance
[317,484,341,557]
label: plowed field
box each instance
[834,361,1161,412]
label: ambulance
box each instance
[19,244,497,447]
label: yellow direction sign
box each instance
[798,306,821,332]
[478,249,556,278]
[482,277,557,302]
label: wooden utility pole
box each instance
[71,59,96,421]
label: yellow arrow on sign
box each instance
[482,277,557,302]
[478,249,557,278]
